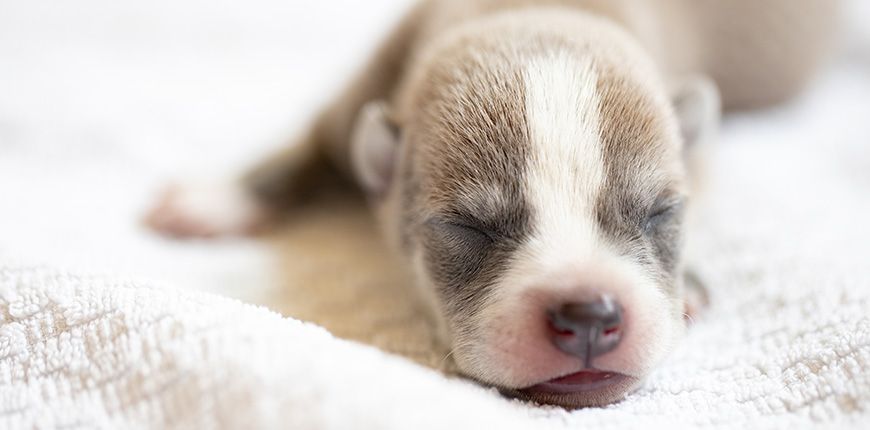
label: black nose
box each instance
[548,296,623,367]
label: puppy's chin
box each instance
[452,346,651,408]
[454,353,646,408]
[504,372,644,408]
[454,352,651,408]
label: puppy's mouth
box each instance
[508,369,640,408]
[524,369,627,393]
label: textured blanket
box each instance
[1,0,869,428]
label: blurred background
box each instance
[0,0,415,295]
[0,0,868,348]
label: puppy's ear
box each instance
[350,101,401,197]
[670,76,721,150]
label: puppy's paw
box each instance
[143,180,268,239]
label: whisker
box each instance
[682,312,696,326]
[439,347,457,369]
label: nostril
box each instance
[549,320,575,336]
[548,295,624,366]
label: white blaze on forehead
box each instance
[522,52,605,268]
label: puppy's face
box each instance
[353,17,709,408]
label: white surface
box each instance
[1,0,869,428]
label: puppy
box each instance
[146,0,836,408]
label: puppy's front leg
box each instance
[143,135,333,239]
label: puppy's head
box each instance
[351,11,718,408]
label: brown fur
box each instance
[244,0,836,202]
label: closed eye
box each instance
[426,217,499,244]
[643,199,684,233]
[450,222,498,241]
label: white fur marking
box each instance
[522,52,605,270]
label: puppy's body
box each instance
[147,0,836,408]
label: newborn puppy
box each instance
[146,0,836,408]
